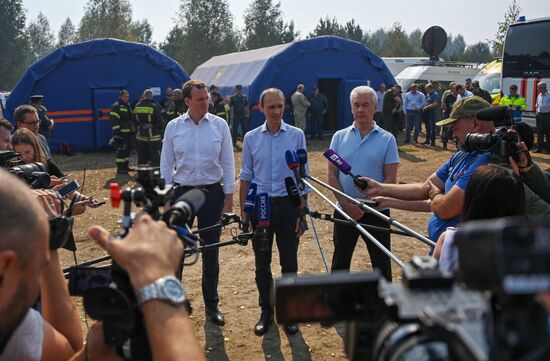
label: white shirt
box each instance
[160,112,235,193]
[0,309,43,361]
[457,90,474,100]
[537,91,550,113]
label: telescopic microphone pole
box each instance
[286,150,405,268]
[308,211,411,237]
[305,174,435,248]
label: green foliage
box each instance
[309,16,344,37]
[28,12,56,61]
[78,0,134,41]
[489,0,522,56]
[0,0,30,90]
[243,0,298,50]
[382,23,412,57]
[131,19,153,45]
[462,42,494,63]
[161,0,238,74]
[57,18,77,47]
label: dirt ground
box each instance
[54,134,550,361]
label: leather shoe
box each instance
[254,314,273,336]
[206,308,225,326]
[283,323,299,335]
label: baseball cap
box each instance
[435,96,491,126]
[472,80,480,87]
[465,78,472,83]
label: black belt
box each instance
[174,182,220,191]
[270,196,289,205]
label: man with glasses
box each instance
[13,105,51,160]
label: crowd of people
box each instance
[1,76,549,360]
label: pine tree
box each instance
[57,17,77,47]
[78,0,133,41]
[0,0,30,89]
[28,12,55,61]
[243,0,297,50]
[131,19,153,44]
[490,0,522,56]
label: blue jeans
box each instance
[405,111,421,142]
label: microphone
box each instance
[285,176,301,207]
[296,149,308,178]
[244,183,257,215]
[285,150,304,190]
[163,189,206,227]
[323,149,368,190]
[285,176,308,232]
[255,192,270,252]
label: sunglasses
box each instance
[22,120,40,126]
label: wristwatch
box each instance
[136,275,188,308]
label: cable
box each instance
[306,202,329,273]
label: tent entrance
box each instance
[317,79,339,132]
[92,88,121,149]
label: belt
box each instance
[270,196,289,205]
[175,182,220,191]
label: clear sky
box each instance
[23,0,550,46]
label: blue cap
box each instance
[465,78,472,83]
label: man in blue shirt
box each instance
[360,96,493,242]
[327,85,399,281]
[422,83,441,146]
[403,83,426,144]
[240,88,308,337]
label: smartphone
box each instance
[58,180,80,198]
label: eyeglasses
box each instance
[22,120,40,126]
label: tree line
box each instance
[0,0,520,90]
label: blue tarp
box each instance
[6,38,189,151]
[191,36,395,129]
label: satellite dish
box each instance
[422,26,447,61]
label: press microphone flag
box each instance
[323,149,368,190]
[285,150,304,190]
[258,192,270,227]
[297,149,308,178]
[244,183,257,215]
[285,176,301,207]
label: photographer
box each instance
[70,214,206,361]
[0,169,82,360]
[434,164,526,271]
[362,96,494,241]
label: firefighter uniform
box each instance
[110,100,133,173]
[166,99,188,121]
[134,99,163,167]
[213,98,229,121]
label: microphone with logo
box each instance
[285,150,304,190]
[323,149,368,190]
[296,149,308,178]
[285,176,308,232]
[255,192,271,252]
[243,183,257,232]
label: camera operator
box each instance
[0,169,82,360]
[361,96,494,242]
[70,214,206,361]
[508,141,550,218]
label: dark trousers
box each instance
[115,133,131,172]
[405,111,421,142]
[231,115,248,144]
[390,112,403,140]
[331,209,392,281]
[136,139,161,167]
[251,198,299,315]
[374,112,383,129]
[310,113,324,138]
[536,112,550,150]
[174,183,225,310]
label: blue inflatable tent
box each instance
[5,38,189,151]
[191,36,395,131]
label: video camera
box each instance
[275,217,550,361]
[0,150,51,188]
[463,107,534,165]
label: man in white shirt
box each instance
[160,79,235,326]
[535,82,550,153]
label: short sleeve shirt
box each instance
[427,150,491,241]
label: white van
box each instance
[382,57,432,77]
[396,63,481,91]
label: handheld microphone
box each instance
[285,177,308,232]
[244,183,257,215]
[296,149,308,178]
[285,150,304,190]
[256,193,270,252]
[323,149,368,190]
